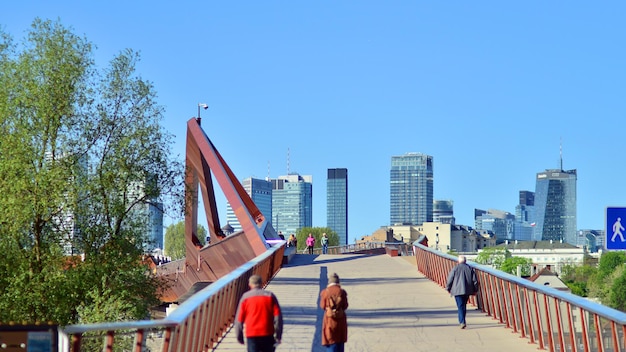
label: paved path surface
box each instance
[212,254,538,352]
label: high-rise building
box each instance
[390,153,433,226]
[533,169,577,244]
[271,173,312,235]
[226,177,273,234]
[514,190,535,241]
[474,209,515,241]
[327,168,348,245]
[433,200,455,224]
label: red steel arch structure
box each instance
[154,117,282,303]
[63,117,285,351]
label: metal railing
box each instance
[309,241,390,255]
[60,243,285,352]
[413,237,626,352]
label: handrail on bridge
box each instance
[61,243,285,352]
[413,236,626,352]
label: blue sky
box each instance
[3,2,626,243]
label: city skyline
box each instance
[3,2,626,243]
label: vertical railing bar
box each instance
[488,275,498,320]
[593,314,603,352]
[103,331,115,352]
[611,321,619,352]
[133,329,145,352]
[495,277,506,324]
[580,307,590,352]
[504,281,517,333]
[161,327,173,352]
[533,291,545,350]
[514,282,525,337]
[566,302,577,352]
[523,287,536,344]
[553,297,566,352]
[71,333,82,352]
[543,294,555,352]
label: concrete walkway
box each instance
[212,253,538,352]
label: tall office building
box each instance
[474,209,515,241]
[271,173,312,235]
[514,190,535,241]
[226,177,273,234]
[327,168,348,245]
[390,153,433,226]
[533,168,577,244]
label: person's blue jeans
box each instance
[246,335,275,352]
[322,244,328,254]
[454,295,470,324]
[325,343,344,352]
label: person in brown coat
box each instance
[319,272,348,351]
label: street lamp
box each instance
[197,103,208,124]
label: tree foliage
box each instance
[295,227,339,251]
[164,221,206,260]
[475,247,510,269]
[500,256,533,276]
[0,19,183,324]
[561,264,597,297]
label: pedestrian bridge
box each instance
[60,241,626,352]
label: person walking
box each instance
[446,255,478,329]
[306,233,315,254]
[321,233,329,254]
[235,275,283,352]
[320,273,348,352]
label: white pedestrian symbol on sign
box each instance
[611,217,626,242]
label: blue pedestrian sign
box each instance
[606,207,626,250]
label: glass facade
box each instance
[327,168,348,245]
[390,153,433,226]
[533,169,577,244]
[433,200,454,223]
[271,174,312,235]
[226,177,273,234]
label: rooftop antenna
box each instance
[287,147,290,175]
[560,137,563,171]
[266,160,270,181]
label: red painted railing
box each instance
[414,237,626,352]
[61,243,285,352]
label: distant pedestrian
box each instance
[321,233,329,254]
[287,234,296,248]
[235,275,283,352]
[446,255,478,329]
[320,273,348,351]
[306,233,315,254]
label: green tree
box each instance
[475,247,510,269]
[561,264,597,297]
[0,19,183,324]
[295,227,339,251]
[500,256,533,276]
[164,221,207,260]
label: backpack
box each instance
[325,295,345,319]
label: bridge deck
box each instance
[211,253,537,352]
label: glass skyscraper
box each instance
[533,169,577,244]
[327,168,348,245]
[390,153,433,226]
[226,177,273,234]
[271,173,312,235]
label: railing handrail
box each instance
[412,237,626,325]
[413,235,626,352]
[61,243,285,351]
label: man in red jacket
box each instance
[235,275,283,352]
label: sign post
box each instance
[606,207,626,250]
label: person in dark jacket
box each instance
[320,273,348,351]
[446,255,478,329]
[235,275,283,352]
